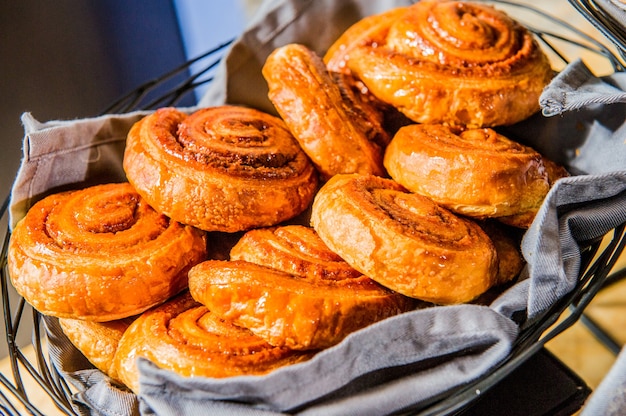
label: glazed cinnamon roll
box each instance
[123,105,318,232]
[8,183,207,321]
[325,1,554,128]
[383,124,567,226]
[310,174,498,304]
[262,43,390,180]
[190,229,414,350]
[113,292,314,394]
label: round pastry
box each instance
[189,254,413,350]
[262,43,390,180]
[59,316,134,383]
[123,105,319,232]
[324,0,554,128]
[113,292,314,394]
[310,174,498,304]
[8,183,207,321]
[384,124,560,223]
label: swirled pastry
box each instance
[325,1,554,128]
[384,124,567,225]
[8,183,207,321]
[113,292,314,394]
[262,43,390,180]
[59,317,134,383]
[123,105,318,232]
[190,241,413,350]
[310,174,498,304]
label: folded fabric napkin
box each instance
[8,1,626,415]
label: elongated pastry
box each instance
[59,317,134,383]
[310,174,498,304]
[263,43,390,180]
[190,230,414,350]
[113,292,314,394]
[325,0,554,128]
[8,183,207,321]
[384,124,568,227]
[123,105,318,232]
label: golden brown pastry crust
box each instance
[189,253,413,350]
[123,105,318,232]
[8,183,207,321]
[325,1,554,128]
[310,174,498,304]
[59,317,134,383]
[384,124,553,222]
[262,43,390,180]
[113,292,314,394]
[477,220,524,286]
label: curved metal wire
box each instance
[1,1,625,415]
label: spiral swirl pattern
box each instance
[123,106,318,232]
[311,174,498,304]
[8,183,207,321]
[113,292,314,393]
[190,248,413,350]
[384,124,553,220]
[325,1,554,127]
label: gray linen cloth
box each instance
[7,0,626,415]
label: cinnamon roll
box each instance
[310,174,498,304]
[189,247,413,350]
[123,105,318,232]
[383,124,567,226]
[113,292,314,394]
[8,183,207,321]
[262,43,390,180]
[325,1,554,128]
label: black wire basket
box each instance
[1,1,625,415]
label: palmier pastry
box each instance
[113,292,314,394]
[189,253,413,350]
[310,174,498,304]
[8,183,207,321]
[123,105,318,232]
[262,43,391,180]
[383,124,567,226]
[325,1,554,128]
[59,317,134,383]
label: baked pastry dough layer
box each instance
[263,43,390,179]
[123,105,318,232]
[59,317,134,383]
[325,1,554,128]
[310,174,498,304]
[8,183,207,321]
[384,124,557,223]
[113,292,313,393]
[190,243,412,351]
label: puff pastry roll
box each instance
[263,43,391,180]
[8,183,207,321]
[384,124,568,227]
[190,241,413,350]
[325,0,554,128]
[123,105,318,232]
[310,174,498,304]
[113,292,314,394]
